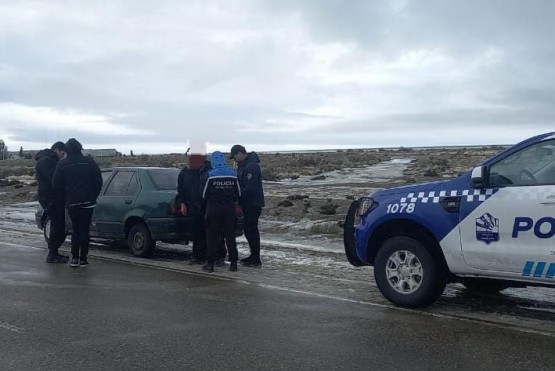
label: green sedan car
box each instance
[36,167,243,258]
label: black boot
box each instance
[229,262,238,272]
[69,258,79,268]
[243,258,262,267]
[240,256,252,263]
[46,252,69,264]
[202,262,214,273]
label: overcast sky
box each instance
[0,0,554,154]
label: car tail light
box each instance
[169,201,182,216]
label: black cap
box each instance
[229,144,246,159]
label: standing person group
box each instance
[180,144,265,273]
[229,144,265,267]
[177,154,228,266]
[35,138,264,272]
[35,138,102,267]
[52,138,103,268]
[35,141,68,263]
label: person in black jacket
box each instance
[177,153,209,265]
[52,138,103,268]
[35,141,68,263]
[229,144,265,267]
[202,151,240,273]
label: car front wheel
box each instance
[127,223,156,258]
[374,236,446,308]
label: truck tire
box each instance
[374,236,446,308]
[127,223,156,258]
[43,217,51,244]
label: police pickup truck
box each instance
[344,132,555,308]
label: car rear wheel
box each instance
[374,236,446,308]
[127,223,156,258]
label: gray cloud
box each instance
[0,0,554,153]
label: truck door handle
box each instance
[540,195,555,204]
[125,200,133,205]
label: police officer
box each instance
[52,138,103,268]
[35,141,68,263]
[229,144,265,267]
[202,151,240,273]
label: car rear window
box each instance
[147,169,180,190]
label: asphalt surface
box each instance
[1,242,555,371]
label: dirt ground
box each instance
[0,146,504,238]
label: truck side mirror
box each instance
[471,166,485,188]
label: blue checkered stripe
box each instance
[523,261,555,279]
[400,189,496,204]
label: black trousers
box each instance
[68,207,94,260]
[43,202,66,254]
[191,214,207,260]
[191,212,226,261]
[205,202,237,264]
[243,206,262,260]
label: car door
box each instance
[93,170,141,238]
[459,139,555,277]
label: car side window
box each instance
[105,171,134,196]
[489,139,555,187]
[101,171,112,184]
[126,173,140,196]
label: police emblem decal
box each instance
[476,212,500,244]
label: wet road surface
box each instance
[2,201,555,340]
[2,242,555,370]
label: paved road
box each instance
[2,201,555,338]
[1,242,555,371]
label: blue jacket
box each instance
[202,151,240,204]
[237,152,265,208]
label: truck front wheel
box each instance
[374,236,446,308]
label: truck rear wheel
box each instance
[374,236,446,308]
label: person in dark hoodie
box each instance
[177,153,209,265]
[229,144,265,267]
[202,151,240,273]
[35,141,68,263]
[52,138,103,268]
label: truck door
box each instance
[459,139,555,277]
